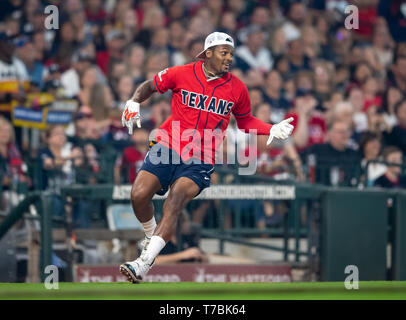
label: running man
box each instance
[119,32,294,283]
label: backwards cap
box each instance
[195,32,234,60]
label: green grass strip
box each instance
[0,281,405,300]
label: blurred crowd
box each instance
[1,0,406,228]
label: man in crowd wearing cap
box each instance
[119,32,295,283]
[96,29,126,75]
[0,32,28,118]
[14,35,45,90]
[234,25,273,73]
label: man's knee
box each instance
[131,171,161,205]
[165,180,199,210]
[131,184,153,205]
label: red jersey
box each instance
[115,146,145,183]
[285,111,326,153]
[153,60,272,164]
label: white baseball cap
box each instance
[196,32,235,60]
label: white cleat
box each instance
[119,248,154,284]
[139,236,151,256]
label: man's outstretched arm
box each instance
[131,79,157,103]
[122,80,157,134]
[235,113,294,146]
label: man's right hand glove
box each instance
[267,117,294,146]
[122,100,141,134]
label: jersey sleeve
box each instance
[153,66,179,94]
[232,82,272,135]
[232,83,251,118]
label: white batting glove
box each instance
[122,100,141,134]
[267,117,294,146]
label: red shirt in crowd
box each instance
[284,111,326,152]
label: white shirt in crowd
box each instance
[235,45,273,73]
[0,56,29,82]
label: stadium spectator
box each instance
[387,53,406,92]
[14,35,45,90]
[383,100,406,156]
[0,32,28,111]
[88,82,114,137]
[359,131,386,187]
[374,146,406,188]
[31,31,49,62]
[351,0,379,41]
[248,87,264,112]
[301,25,321,60]
[37,125,91,227]
[37,125,75,190]
[331,27,354,66]
[381,86,403,130]
[171,36,204,66]
[144,50,170,78]
[124,44,146,84]
[285,89,326,152]
[119,8,139,47]
[252,102,304,181]
[167,20,186,56]
[301,119,361,186]
[150,28,170,52]
[348,86,369,134]
[134,5,166,50]
[70,6,95,45]
[313,60,334,102]
[96,29,126,75]
[329,101,358,148]
[114,127,149,184]
[235,25,273,73]
[218,10,237,39]
[108,60,127,93]
[78,65,100,105]
[314,15,330,58]
[286,38,311,75]
[85,0,108,24]
[0,117,27,210]
[262,70,290,123]
[268,26,288,57]
[281,1,307,42]
[60,52,93,98]
[362,76,382,112]
[165,0,185,25]
[113,74,135,110]
[68,105,95,147]
[295,70,314,93]
[50,21,78,60]
[365,104,387,136]
[378,0,406,42]
[371,18,395,68]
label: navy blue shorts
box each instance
[140,143,215,196]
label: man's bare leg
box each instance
[130,170,162,239]
[120,177,200,282]
[141,177,200,265]
[120,170,163,283]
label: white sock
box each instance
[141,217,156,238]
[143,235,166,265]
